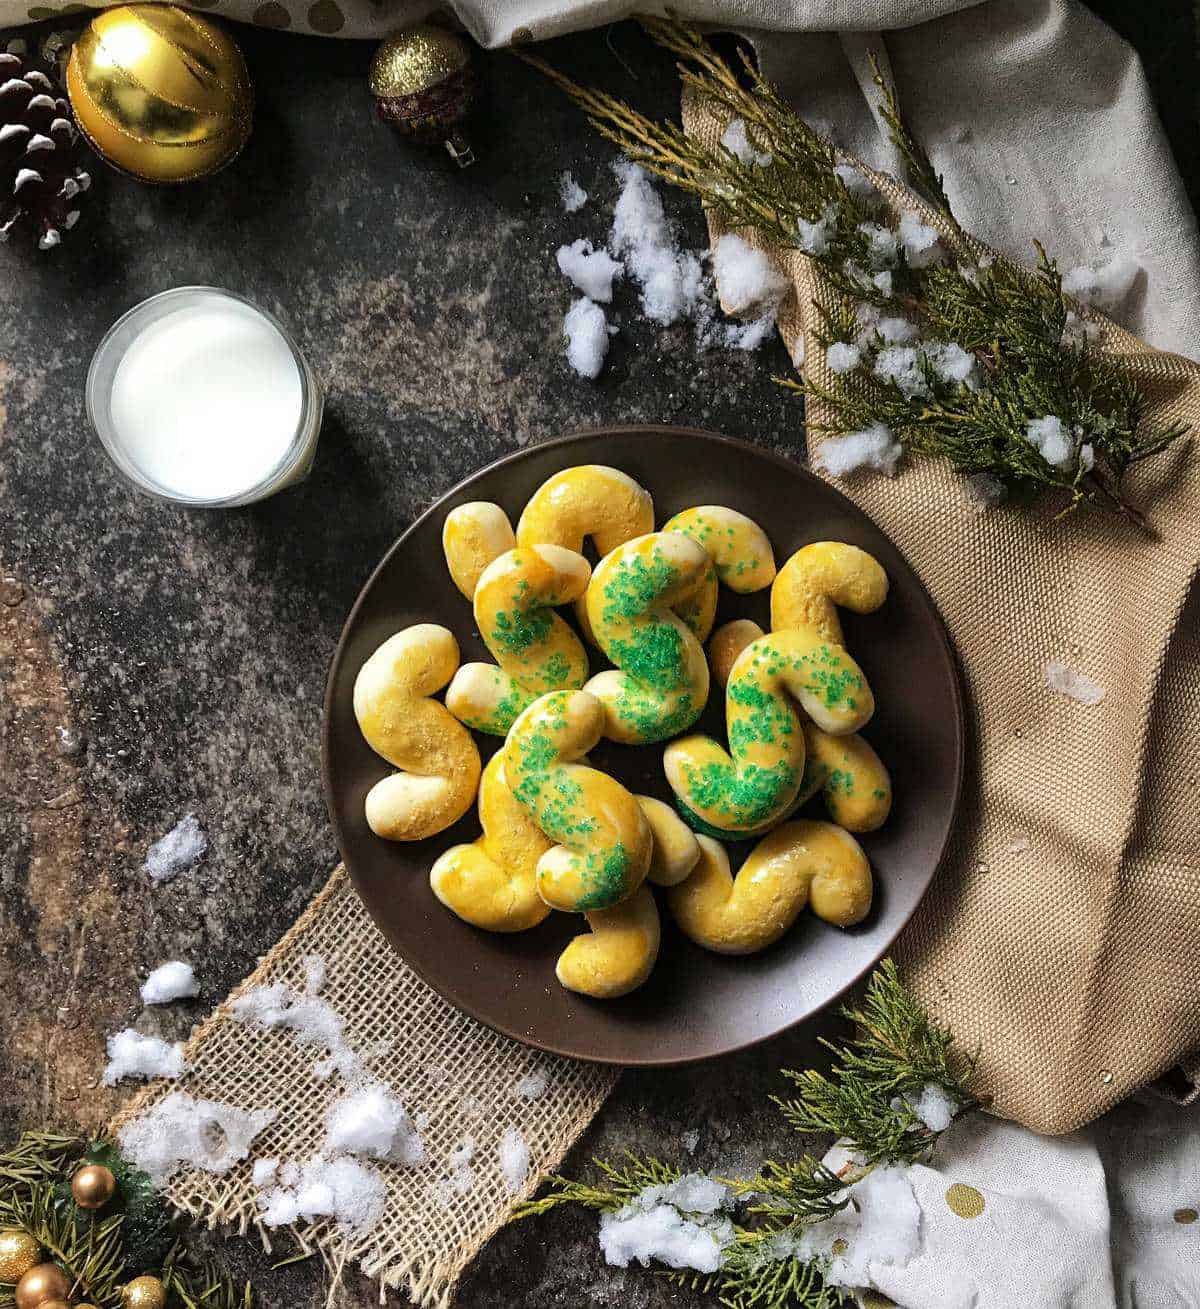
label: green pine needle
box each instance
[0,1133,250,1309]
[513,960,977,1309]
[520,13,1189,526]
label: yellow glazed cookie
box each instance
[353,624,481,841]
[708,618,768,687]
[556,884,661,999]
[445,544,591,736]
[443,501,516,599]
[516,464,654,557]
[667,823,873,954]
[583,532,712,744]
[637,795,702,886]
[516,464,655,643]
[503,690,653,912]
[707,619,891,832]
[429,752,553,932]
[771,542,889,644]
[664,628,875,836]
[663,505,777,594]
[795,722,892,833]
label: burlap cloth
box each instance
[109,867,617,1308]
[683,91,1200,1134]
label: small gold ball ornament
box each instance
[369,25,478,167]
[70,1162,117,1210]
[14,1263,70,1309]
[120,1275,167,1309]
[0,1230,42,1284]
[36,1301,71,1309]
[66,5,253,184]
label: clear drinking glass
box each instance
[86,286,324,508]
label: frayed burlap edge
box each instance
[109,866,619,1309]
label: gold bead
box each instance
[0,1231,42,1284]
[369,25,470,99]
[66,5,253,184]
[120,1275,167,1309]
[14,1264,70,1309]
[71,1163,117,1210]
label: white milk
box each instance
[101,292,310,503]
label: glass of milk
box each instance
[87,287,324,507]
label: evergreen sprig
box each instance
[0,1133,251,1309]
[513,960,975,1309]
[521,13,1188,524]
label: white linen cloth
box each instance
[829,1096,1200,1308]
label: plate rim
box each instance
[321,425,965,1066]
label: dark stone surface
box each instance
[0,8,1196,1308]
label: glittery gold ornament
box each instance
[14,1263,69,1309]
[65,5,253,184]
[70,1162,116,1209]
[369,26,478,167]
[120,1275,166,1309]
[0,1230,41,1284]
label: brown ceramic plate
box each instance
[322,428,963,1065]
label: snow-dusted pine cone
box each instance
[0,50,90,250]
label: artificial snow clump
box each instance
[891,1082,959,1132]
[876,315,920,344]
[911,1083,958,1131]
[326,1082,424,1165]
[813,424,903,480]
[826,341,862,375]
[796,1165,921,1288]
[834,161,878,202]
[898,211,942,269]
[563,296,611,379]
[923,341,977,388]
[856,222,899,271]
[610,159,700,327]
[515,1069,548,1101]
[252,1158,279,1187]
[499,1127,530,1193]
[711,233,788,318]
[1044,661,1106,706]
[102,1029,187,1085]
[1022,415,1073,470]
[1061,252,1140,315]
[873,345,929,399]
[260,1156,388,1233]
[119,1091,276,1184]
[559,170,588,212]
[144,814,206,883]
[797,203,837,256]
[720,117,772,166]
[230,961,362,1081]
[598,1173,735,1273]
[555,238,622,303]
[140,961,198,1005]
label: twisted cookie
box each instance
[353,625,481,841]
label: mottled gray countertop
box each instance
[1,9,1197,1307]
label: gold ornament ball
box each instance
[14,1264,70,1309]
[37,1301,71,1309]
[0,1230,42,1284]
[71,1162,117,1209]
[120,1275,167,1309]
[369,25,478,164]
[66,5,253,184]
